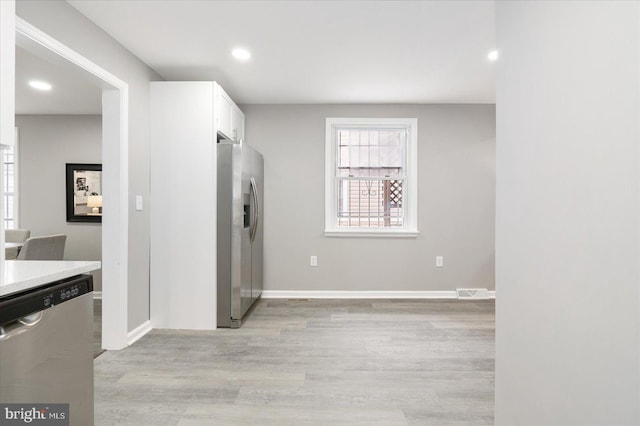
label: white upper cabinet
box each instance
[231,103,245,142]
[214,83,244,142]
[215,85,233,139]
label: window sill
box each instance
[324,229,419,238]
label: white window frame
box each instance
[324,117,419,237]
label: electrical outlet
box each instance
[310,256,318,267]
[436,256,444,267]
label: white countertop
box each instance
[1,260,101,298]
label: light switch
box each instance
[135,195,143,211]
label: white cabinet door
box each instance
[214,83,244,142]
[216,89,233,139]
[231,104,245,142]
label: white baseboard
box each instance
[127,320,152,346]
[261,290,496,299]
[93,291,102,299]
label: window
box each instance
[2,129,18,229]
[325,118,418,237]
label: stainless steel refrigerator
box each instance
[217,141,264,328]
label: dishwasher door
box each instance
[0,290,94,426]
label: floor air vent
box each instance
[456,288,490,300]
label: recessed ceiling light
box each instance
[231,48,251,62]
[29,80,52,91]
[488,50,499,61]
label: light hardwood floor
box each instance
[94,299,495,425]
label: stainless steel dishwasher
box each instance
[0,274,94,425]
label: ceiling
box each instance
[68,0,496,105]
[16,45,103,115]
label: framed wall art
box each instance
[66,163,102,223]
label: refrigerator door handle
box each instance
[250,177,259,242]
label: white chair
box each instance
[5,229,31,259]
[16,234,67,261]
[5,229,31,243]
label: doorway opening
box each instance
[15,17,129,350]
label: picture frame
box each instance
[66,163,102,223]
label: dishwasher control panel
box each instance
[42,284,82,307]
[0,275,93,325]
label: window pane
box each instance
[6,196,13,220]
[3,143,17,229]
[337,178,403,228]
[337,128,405,178]
[6,164,14,193]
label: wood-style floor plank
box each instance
[95,299,494,425]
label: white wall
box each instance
[16,114,102,290]
[242,104,495,293]
[16,0,160,332]
[495,2,640,424]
